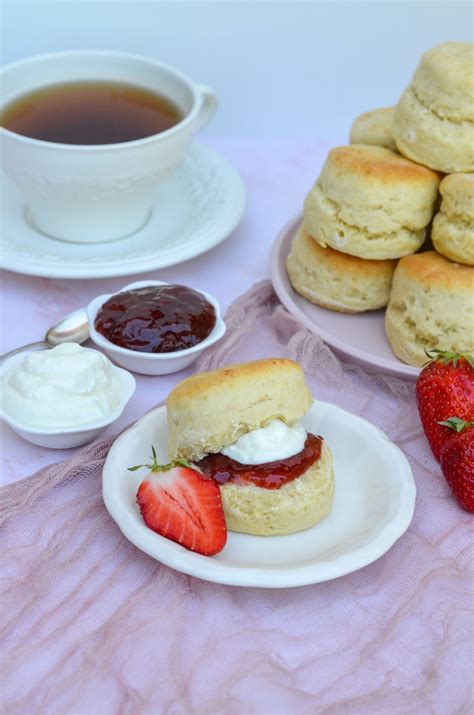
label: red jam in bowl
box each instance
[197,434,323,490]
[94,285,216,353]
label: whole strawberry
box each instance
[416,350,474,461]
[129,447,227,556]
[439,419,474,513]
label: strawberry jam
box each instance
[95,285,216,353]
[197,434,323,490]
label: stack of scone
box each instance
[286,41,474,367]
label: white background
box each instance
[1,1,472,141]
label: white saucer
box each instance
[102,402,416,588]
[270,214,420,380]
[0,143,245,279]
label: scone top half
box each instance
[392,42,474,172]
[167,358,313,462]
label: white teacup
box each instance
[0,51,217,243]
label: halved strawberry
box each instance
[130,448,227,556]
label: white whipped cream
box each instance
[221,419,307,465]
[1,343,123,428]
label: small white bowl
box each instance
[0,349,136,449]
[87,280,226,375]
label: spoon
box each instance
[0,308,90,363]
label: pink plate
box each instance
[269,214,419,380]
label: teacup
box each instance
[0,51,217,243]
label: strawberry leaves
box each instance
[128,445,193,473]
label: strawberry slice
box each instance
[130,448,227,556]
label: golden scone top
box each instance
[396,251,474,291]
[328,145,440,184]
[167,358,308,403]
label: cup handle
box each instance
[193,84,218,133]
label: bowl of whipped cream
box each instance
[0,343,136,448]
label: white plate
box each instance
[102,402,416,588]
[270,215,420,380]
[0,143,245,279]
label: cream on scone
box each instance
[286,225,398,313]
[303,145,440,260]
[166,358,334,536]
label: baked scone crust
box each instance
[221,439,334,536]
[349,106,397,151]
[167,359,313,462]
[286,225,397,312]
[392,42,474,172]
[385,251,474,366]
[303,145,440,260]
[432,174,474,266]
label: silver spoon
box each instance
[0,308,90,363]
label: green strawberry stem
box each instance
[128,445,193,472]
[424,349,474,368]
[437,417,474,433]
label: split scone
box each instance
[432,174,474,266]
[303,145,440,260]
[167,358,334,536]
[349,106,397,151]
[385,251,474,366]
[392,42,474,173]
[286,225,397,312]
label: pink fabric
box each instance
[1,281,472,715]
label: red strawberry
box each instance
[439,419,474,513]
[130,448,227,555]
[416,350,474,461]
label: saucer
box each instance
[0,143,245,279]
[103,402,416,588]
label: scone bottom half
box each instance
[166,358,335,536]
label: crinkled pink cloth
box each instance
[1,282,472,715]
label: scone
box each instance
[167,358,335,536]
[432,174,474,266]
[392,42,474,173]
[349,106,397,151]
[385,251,474,366]
[286,225,397,312]
[303,145,440,260]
